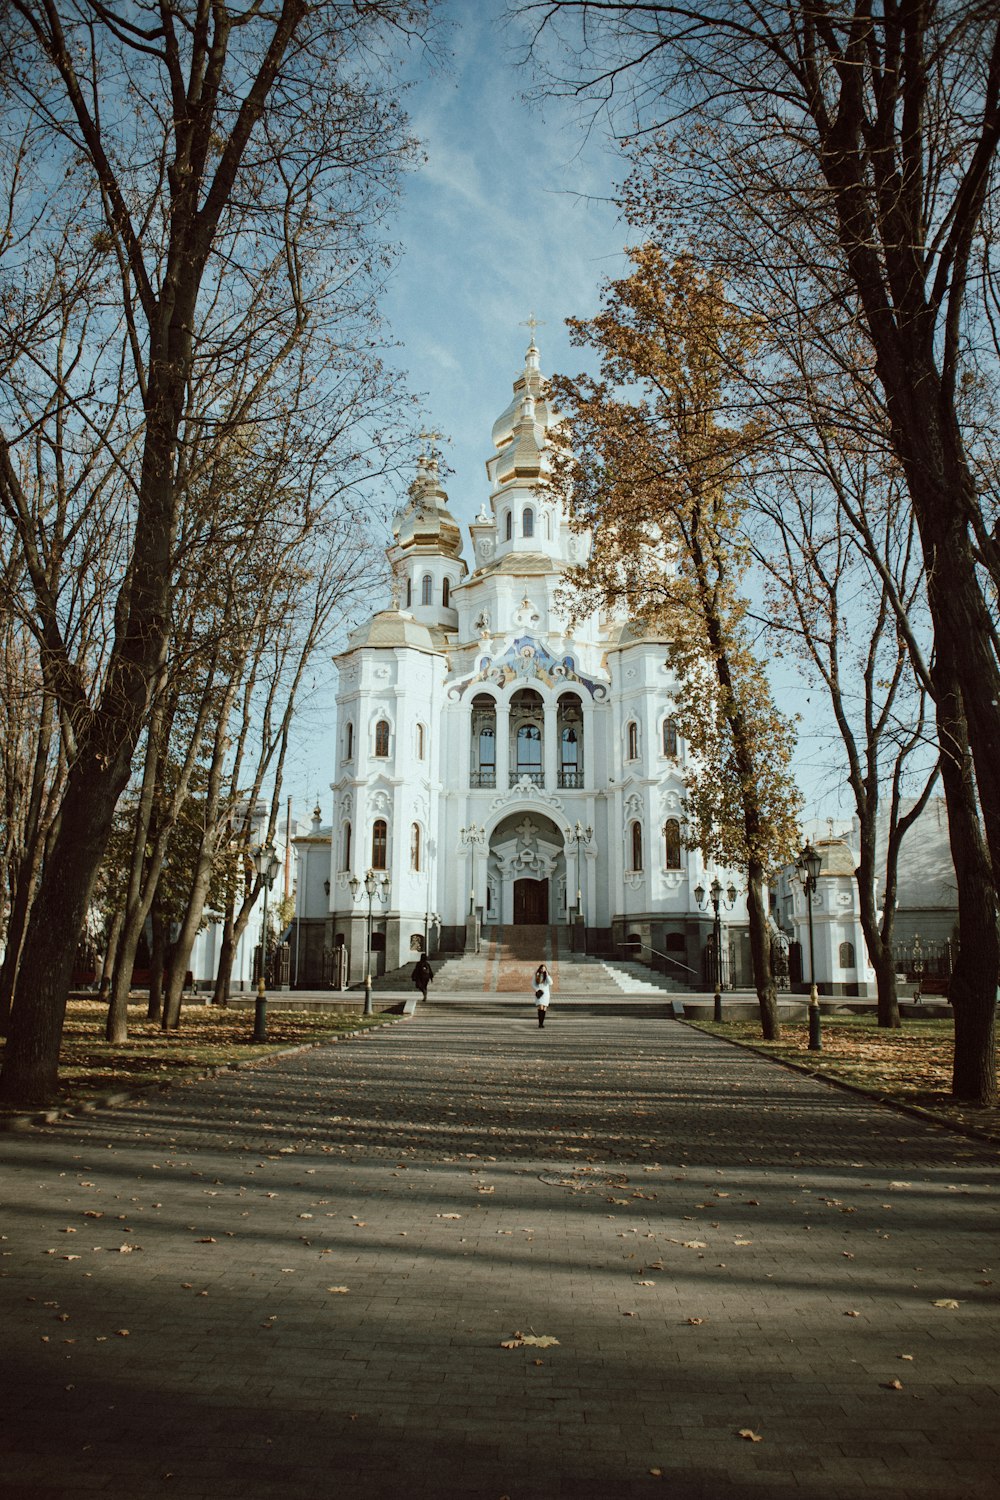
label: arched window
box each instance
[374,720,390,757]
[341,822,352,871]
[630,821,643,872]
[522,507,534,538]
[421,574,433,606]
[627,721,639,760]
[470,693,496,788]
[558,693,583,788]
[405,577,412,608]
[839,941,856,968]
[371,819,387,870]
[416,723,426,759]
[410,822,421,871]
[516,723,542,777]
[345,722,354,760]
[504,510,512,540]
[442,577,450,608]
[663,717,678,757]
[664,818,681,870]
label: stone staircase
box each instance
[359,920,711,1003]
[364,926,696,1003]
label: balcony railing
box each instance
[558,769,585,789]
[510,768,544,787]
[469,768,496,789]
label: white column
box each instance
[543,701,558,790]
[496,702,510,790]
[456,702,471,789]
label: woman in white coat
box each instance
[533,963,552,1028]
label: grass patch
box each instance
[2,998,391,1108]
[687,1013,1000,1141]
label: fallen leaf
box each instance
[898,1354,914,1361]
[686,1317,705,1326]
[844,1310,860,1318]
[932,1298,961,1309]
[326,1286,350,1294]
[738,1429,763,1443]
[115,1329,130,1337]
[499,1332,559,1349]
[880,1379,904,1390]
[437,1214,462,1220]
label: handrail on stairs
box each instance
[618,942,699,977]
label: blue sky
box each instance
[380,1,631,528]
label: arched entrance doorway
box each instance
[514,877,549,925]
[488,811,566,925]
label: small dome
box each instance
[490,339,559,454]
[393,454,463,559]
[495,391,545,484]
[346,609,443,654]
[814,838,856,877]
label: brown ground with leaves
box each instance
[0,999,388,1110]
[688,1013,1000,1142]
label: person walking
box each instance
[533,962,551,1028]
[411,953,433,1002]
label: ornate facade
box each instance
[294,335,746,986]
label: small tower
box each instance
[388,450,466,628]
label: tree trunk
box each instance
[746,858,780,1040]
[100,906,126,1021]
[0,854,35,1035]
[854,822,900,1030]
[147,909,167,1024]
[933,656,998,1104]
[212,908,236,1006]
[162,851,216,1031]
[0,741,134,1104]
[0,693,57,1034]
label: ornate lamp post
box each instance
[796,841,823,1050]
[912,933,924,1004]
[349,867,390,1017]
[573,821,594,926]
[251,840,281,1042]
[459,824,486,911]
[695,876,737,1022]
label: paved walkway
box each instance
[1,1004,998,1499]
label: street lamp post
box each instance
[574,821,593,929]
[349,867,390,1017]
[251,840,281,1042]
[796,841,823,1050]
[695,877,738,1022]
[912,933,924,1004]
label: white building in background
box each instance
[292,334,749,989]
[188,804,297,991]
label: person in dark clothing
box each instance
[411,954,433,1001]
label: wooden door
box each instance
[514,878,549,925]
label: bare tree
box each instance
[0,0,432,1105]
[516,0,1000,1103]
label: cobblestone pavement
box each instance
[2,1004,999,1500]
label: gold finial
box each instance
[418,428,444,465]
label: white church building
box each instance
[291,333,756,989]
